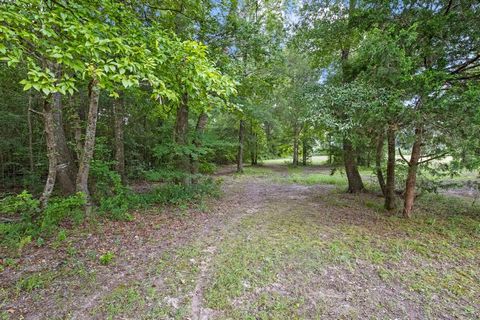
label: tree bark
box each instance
[76,79,100,200]
[40,99,57,208]
[403,126,423,218]
[385,125,397,211]
[73,110,83,161]
[52,92,77,195]
[237,119,245,173]
[174,92,191,185]
[343,138,365,193]
[113,96,126,184]
[191,112,208,181]
[375,132,386,196]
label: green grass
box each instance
[202,185,480,318]
[15,271,56,293]
[286,172,348,187]
[91,243,202,319]
[3,164,480,319]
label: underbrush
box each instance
[0,192,86,255]
[0,175,221,256]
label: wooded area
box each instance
[1,0,479,319]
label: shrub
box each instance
[199,162,217,174]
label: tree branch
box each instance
[29,108,45,117]
[418,153,448,164]
[450,53,480,74]
[398,148,410,166]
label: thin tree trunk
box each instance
[27,92,34,173]
[174,92,191,185]
[250,122,257,166]
[302,139,308,166]
[253,133,258,165]
[40,99,57,208]
[343,138,365,193]
[293,125,299,166]
[191,112,208,182]
[76,79,100,201]
[73,112,83,161]
[293,139,299,166]
[375,132,386,196]
[237,120,245,173]
[113,96,126,184]
[328,135,333,165]
[385,125,397,211]
[403,126,423,218]
[52,92,77,195]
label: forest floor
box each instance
[1,163,480,319]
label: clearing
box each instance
[1,163,479,319]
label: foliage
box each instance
[0,192,85,253]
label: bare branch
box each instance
[450,53,480,74]
[418,153,448,164]
[398,148,410,166]
[29,108,45,117]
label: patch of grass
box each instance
[403,266,480,298]
[16,271,55,293]
[286,173,348,187]
[236,292,308,320]
[99,251,115,265]
[204,206,330,312]
[94,284,145,320]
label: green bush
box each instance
[199,162,217,174]
[144,168,187,183]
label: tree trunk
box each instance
[293,125,299,166]
[191,112,208,181]
[328,135,333,165]
[385,125,397,211]
[237,120,245,173]
[302,139,308,166]
[40,99,57,208]
[249,122,257,166]
[375,132,386,196]
[52,92,77,195]
[252,133,258,165]
[174,92,191,185]
[343,138,365,193]
[403,126,422,218]
[27,92,34,173]
[73,110,83,161]
[113,96,126,184]
[76,80,100,201]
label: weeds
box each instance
[99,251,115,265]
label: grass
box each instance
[2,162,480,319]
[201,179,480,318]
[91,243,203,319]
[286,172,348,187]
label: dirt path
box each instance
[1,165,479,319]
